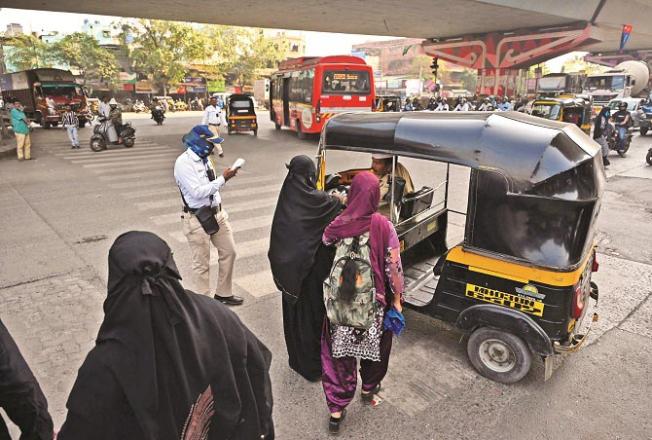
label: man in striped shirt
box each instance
[62,105,80,149]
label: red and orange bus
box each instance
[270,55,375,138]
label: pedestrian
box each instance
[268,155,343,381]
[593,106,612,166]
[9,99,32,161]
[201,96,225,157]
[62,104,80,149]
[174,125,243,306]
[57,231,274,440]
[320,171,404,434]
[0,318,55,440]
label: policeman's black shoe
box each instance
[214,295,244,306]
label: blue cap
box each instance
[190,125,223,144]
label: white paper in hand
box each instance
[231,158,245,170]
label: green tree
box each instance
[125,20,212,95]
[218,28,287,87]
[53,33,120,88]
[4,34,54,70]
[459,69,478,93]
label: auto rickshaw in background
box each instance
[227,94,258,136]
[530,96,592,134]
[317,111,604,384]
[373,95,402,112]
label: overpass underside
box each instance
[4,0,652,95]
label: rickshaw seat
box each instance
[400,186,434,219]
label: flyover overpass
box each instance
[3,0,652,53]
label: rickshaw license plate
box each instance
[465,283,545,317]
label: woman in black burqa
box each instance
[58,231,274,440]
[268,155,343,381]
[0,319,54,440]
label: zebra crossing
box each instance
[44,137,283,299]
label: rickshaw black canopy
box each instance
[228,94,255,112]
[322,111,605,269]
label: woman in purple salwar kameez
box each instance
[320,171,404,434]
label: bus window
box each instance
[289,69,314,104]
[322,71,370,94]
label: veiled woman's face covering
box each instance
[107,231,181,294]
[287,155,317,187]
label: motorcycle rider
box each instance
[99,95,111,119]
[150,97,166,124]
[612,101,632,152]
[454,97,471,111]
[108,98,123,143]
[435,97,450,111]
[403,97,414,112]
[477,97,492,111]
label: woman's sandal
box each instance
[328,409,346,435]
[361,383,382,406]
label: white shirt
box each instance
[202,105,225,126]
[454,102,471,111]
[435,102,449,111]
[99,102,111,118]
[174,150,226,209]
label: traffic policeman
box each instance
[174,125,243,305]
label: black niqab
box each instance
[268,155,341,300]
[0,319,54,440]
[59,231,274,440]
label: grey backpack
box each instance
[324,233,378,329]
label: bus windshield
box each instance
[322,70,370,94]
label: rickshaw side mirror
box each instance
[324,173,340,190]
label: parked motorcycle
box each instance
[133,100,147,113]
[151,106,166,125]
[174,100,188,111]
[607,127,632,157]
[90,117,136,152]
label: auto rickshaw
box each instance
[227,94,258,136]
[530,96,592,134]
[373,95,402,112]
[317,111,604,384]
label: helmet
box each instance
[109,98,118,106]
[618,101,628,110]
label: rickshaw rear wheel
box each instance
[467,327,532,384]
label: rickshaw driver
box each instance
[371,154,415,217]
